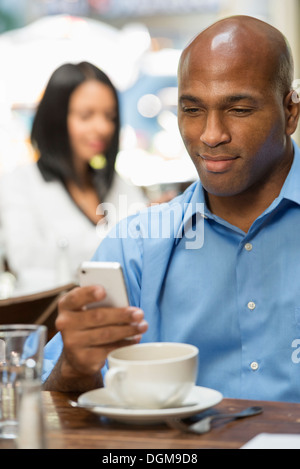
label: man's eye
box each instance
[183,107,202,115]
[231,108,253,115]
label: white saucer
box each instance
[77,386,223,423]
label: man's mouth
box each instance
[200,155,239,173]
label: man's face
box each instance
[178,49,292,198]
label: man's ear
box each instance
[285,90,300,136]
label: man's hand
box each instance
[43,285,148,392]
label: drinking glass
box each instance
[0,324,47,448]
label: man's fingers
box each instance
[54,285,149,379]
[57,301,145,332]
[59,285,106,311]
[63,321,148,349]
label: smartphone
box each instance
[79,261,129,308]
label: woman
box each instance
[0,62,146,294]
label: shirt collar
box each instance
[278,140,300,206]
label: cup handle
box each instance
[104,367,127,403]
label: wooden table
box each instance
[1,391,300,450]
[13,392,300,449]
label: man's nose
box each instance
[200,111,231,147]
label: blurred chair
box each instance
[0,283,75,341]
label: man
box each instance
[43,15,300,402]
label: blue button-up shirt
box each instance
[43,142,300,403]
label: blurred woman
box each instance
[0,62,146,294]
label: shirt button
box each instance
[251,362,259,371]
[248,301,256,311]
[245,243,253,252]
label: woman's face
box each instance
[67,79,117,164]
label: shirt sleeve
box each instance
[42,332,64,382]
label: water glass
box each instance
[0,324,47,448]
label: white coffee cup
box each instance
[104,342,199,409]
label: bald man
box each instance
[44,16,300,402]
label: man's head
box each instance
[178,15,300,198]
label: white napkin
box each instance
[241,433,300,449]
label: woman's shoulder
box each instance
[0,162,64,201]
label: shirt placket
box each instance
[235,231,266,399]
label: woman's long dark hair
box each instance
[31,62,120,201]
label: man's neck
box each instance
[206,188,278,233]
